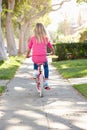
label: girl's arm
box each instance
[26,48,31,58]
[50,46,55,55]
[47,42,55,55]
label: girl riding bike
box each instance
[26,23,54,90]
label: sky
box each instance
[47,0,79,31]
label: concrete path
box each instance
[0,58,87,130]
[68,77,87,85]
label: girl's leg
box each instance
[33,63,38,78]
[43,61,49,79]
[34,63,38,70]
[43,61,50,90]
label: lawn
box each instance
[0,86,6,95]
[73,84,87,98]
[0,55,25,94]
[52,59,87,98]
[0,55,25,79]
[52,59,87,78]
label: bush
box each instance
[54,42,87,61]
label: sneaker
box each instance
[44,82,50,90]
[44,86,50,90]
[33,70,38,79]
[33,74,38,79]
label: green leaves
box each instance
[76,0,87,3]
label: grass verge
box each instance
[0,55,25,95]
[0,55,25,80]
[52,59,87,78]
[73,84,87,98]
[0,86,6,95]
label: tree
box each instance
[79,28,87,42]
[15,0,70,54]
[14,0,52,54]
[1,0,72,56]
[5,0,17,56]
[0,0,7,60]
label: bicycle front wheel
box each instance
[39,73,44,97]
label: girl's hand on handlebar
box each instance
[26,55,31,58]
[50,51,54,55]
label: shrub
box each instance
[54,42,87,61]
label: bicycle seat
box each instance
[37,63,44,66]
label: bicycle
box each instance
[27,53,51,97]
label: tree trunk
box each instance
[5,0,17,56]
[18,26,25,54]
[0,0,7,60]
[18,23,31,54]
[24,25,32,50]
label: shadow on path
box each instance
[0,58,87,130]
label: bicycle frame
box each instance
[35,64,44,97]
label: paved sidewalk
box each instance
[0,58,87,130]
[68,77,87,85]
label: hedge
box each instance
[54,42,87,61]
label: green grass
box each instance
[73,84,87,98]
[0,86,6,94]
[0,55,25,79]
[52,59,87,98]
[52,59,87,78]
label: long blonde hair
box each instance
[34,23,49,43]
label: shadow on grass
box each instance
[0,60,4,66]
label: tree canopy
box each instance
[76,0,87,3]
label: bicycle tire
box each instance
[39,73,44,97]
[36,77,40,93]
